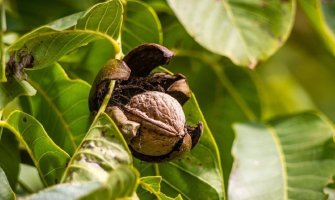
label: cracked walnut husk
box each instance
[89,43,203,162]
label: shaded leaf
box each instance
[23,166,139,200]
[257,47,316,119]
[167,46,262,189]
[18,164,44,193]
[61,112,132,183]
[122,0,162,54]
[135,90,225,200]
[0,167,15,200]
[0,129,20,189]
[0,0,6,82]
[56,112,138,199]
[61,0,162,84]
[8,0,123,70]
[140,176,183,200]
[167,0,296,68]
[229,112,335,200]
[6,0,103,32]
[299,0,335,55]
[0,111,70,186]
[0,77,36,110]
[26,63,91,155]
[60,39,115,84]
[159,15,262,188]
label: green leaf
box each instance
[61,112,132,183]
[166,46,262,189]
[0,129,20,190]
[258,49,316,119]
[18,164,44,193]
[122,0,162,53]
[61,0,162,84]
[8,0,123,70]
[23,166,139,200]
[0,77,36,110]
[26,63,91,155]
[140,176,183,200]
[0,167,15,200]
[229,112,335,200]
[60,39,116,84]
[0,111,70,186]
[325,184,335,200]
[299,0,335,55]
[136,93,225,200]
[6,0,101,32]
[203,64,261,189]
[167,0,296,68]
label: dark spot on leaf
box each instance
[22,117,27,122]
[5,49,34,80]
[101,129,107,137]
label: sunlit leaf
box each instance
[8,0,123,70]
[229,112,335,200]
[0,167,15,200]
[0,111,70,186]
[18,164,44,193]
[140,176,183,200]
[23,166,139,200]
[26,63,91,155]
[61,0,162,84]
[61,112,132,183]
[0,77,36,110]
[167,0,296,68]
[299,0,335,55]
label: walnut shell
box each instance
[124,91,186,156]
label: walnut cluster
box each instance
[89,43,203,162]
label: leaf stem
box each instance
[94,80,115,123]
[153,163,160,176]
[173,49,257,121]
[115,35,123,60]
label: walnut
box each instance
[89,43,203,162]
